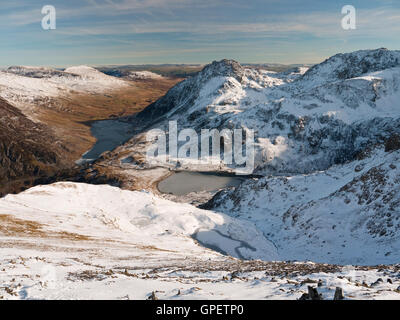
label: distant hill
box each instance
[97,63,310,79]
[98,64,204,79]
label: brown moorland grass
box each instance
[37,78,182,162]
[0,214,91,241]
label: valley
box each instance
[1,49,400,300]
[0,66,182,195]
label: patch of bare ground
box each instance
[0,214,91,241]
[66,260,400,284]
[81,164,171,194]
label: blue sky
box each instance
[1,0,400,66]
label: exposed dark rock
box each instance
[0,98,68,196]
[230,270,241,280]
[148,291,158,300]
[371,278,384,287]
[299,286,323,300]
[385,134,400,152]
[333,287,344,300]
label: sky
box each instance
[1,0,400,66]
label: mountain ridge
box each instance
[100,49,400,177]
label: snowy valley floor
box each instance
[1,182,400,300]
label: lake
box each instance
[77,119,133,164]
[158,171,246,196]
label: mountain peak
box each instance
[4,65,68,78]
[136,59,245,120]
[64,65,120,81]
[302,48,400,84]
[7,65,53,71]
[200,59,244,80]
[64,65,99,75]
[210,58,241,68]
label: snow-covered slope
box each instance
[64,65,122,82]
[127,71,163,80]
[206,146,400,265]
[5,66,77,79]
[0,182,277,261]
[0,65,128,117]
[300,48,400,87]
[111,49,400,175]
[1,182,399,300]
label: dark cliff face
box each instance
[0,99,67,196]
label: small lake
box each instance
[158,171,247,196]
[77,119,133,164]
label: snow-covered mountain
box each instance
[0,65,128,118]
[91,48,400,266]
[2,49,400,299]
[300,48,400,86]
[205,145,400,265]
[126,70,163,80]
[5,66,78,79]
[116,49,398,175]
[97,49,399,178]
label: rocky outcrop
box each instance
[0,99,67,196]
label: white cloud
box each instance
[47,7,400,40]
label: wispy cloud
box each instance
[0,1,399,65]
[49,7,400,38]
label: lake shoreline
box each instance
[157,171,258,196]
